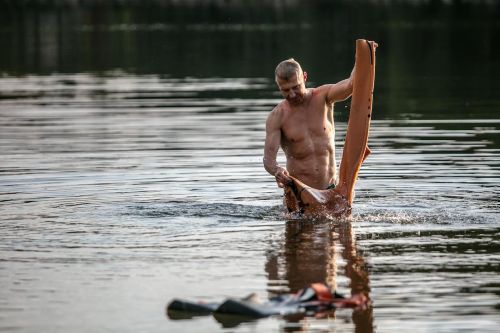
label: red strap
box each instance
[310,283,333,302]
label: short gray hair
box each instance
[275,58,302,81]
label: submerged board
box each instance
[167,283,368,323]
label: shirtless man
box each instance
[263,40,377,216]
[263,59,354,209]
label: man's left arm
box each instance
[325,68,354,104]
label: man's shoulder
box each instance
[269,101,287,116]
[311,85,332,96]
[311,85,335,105]
[266,101,287,128]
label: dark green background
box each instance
[1,0,499,120]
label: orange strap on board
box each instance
[310,283,333,302]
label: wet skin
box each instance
[264,40,377,218]
[263,70,354,190]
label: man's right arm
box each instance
[263,107,290,188]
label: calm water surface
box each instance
[1,73,498,333]
[1,1,499,332]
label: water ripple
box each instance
[1,74,499,333]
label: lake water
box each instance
[0,1,499,332]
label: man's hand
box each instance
[275,166,291,188]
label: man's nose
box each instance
[288,90,296,98]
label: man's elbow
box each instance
[334,79,353,102]
[338,89,353,102]
[340,80,354,101]
[346,78,354,96]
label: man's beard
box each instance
[287,95,303,105]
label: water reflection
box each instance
[0,69,498,332]
[266,220,373,331]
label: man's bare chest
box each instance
[281,104,333,144]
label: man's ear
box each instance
[303,71,308,82]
